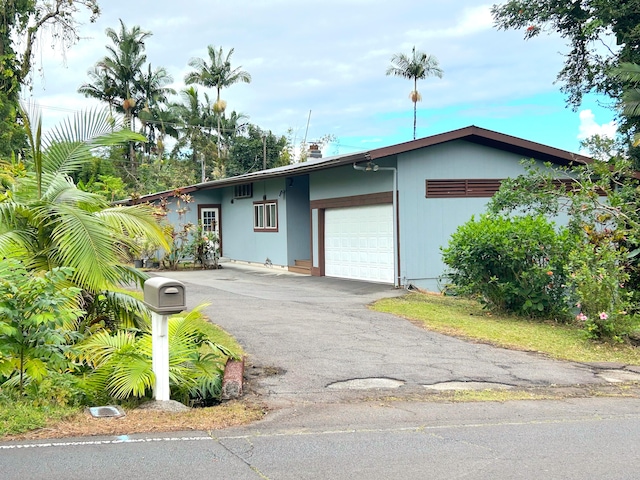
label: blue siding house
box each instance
[133,126,591,291]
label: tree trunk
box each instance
[413,77,418,140]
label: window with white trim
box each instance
[254,200,278,231]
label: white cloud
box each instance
[406,4,494,40]
[577,109,617,140]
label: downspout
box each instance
[353,162,400,288]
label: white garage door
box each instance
[325,204,394,283]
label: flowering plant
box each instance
[188,223,219,269]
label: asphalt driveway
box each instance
[158,263,628,406]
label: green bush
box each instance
[570,235,639,341]
[441,214,573,318]
[0,260,84,394]
[75,305,233,405]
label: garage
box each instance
[324,204,394,283]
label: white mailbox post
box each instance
[143,277,186,401]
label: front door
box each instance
[198,204,221,253]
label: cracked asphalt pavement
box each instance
[157,262,625,406]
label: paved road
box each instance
[4,263,640,479]
[157,263,627,406]
[4,397,640,479]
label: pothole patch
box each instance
[596,370,640,383]
[327,377,405,390]
[423,381,515,391]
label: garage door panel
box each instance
[325,204,394,283]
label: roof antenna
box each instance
[302,110,312,160]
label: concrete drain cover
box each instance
[327,378,405,390]
[424,381,514,391]
[88,406,125,418]
[596,370,640,383]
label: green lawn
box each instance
[372,293,640,365]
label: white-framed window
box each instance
[254,200,278,231]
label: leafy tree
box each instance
[227,125,289,177]
[386,46,443,140]
[0,93,27,159]
[0,0,100,99]
[0,1,96,162]
[486,157,640,339]
[491,1,640,120]
[185,45,251,158]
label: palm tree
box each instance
[185,45,251,157]
[172,87,206,165]
[386,46,443,140]
[79,20,151,176]
[77,66,119,116]
[0,105,168,326]
[136,64,176,153]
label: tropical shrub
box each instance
[157,191,195,270]
[0,106,168,330]
[0,260,84,395]
[441,214,573,318]
[188,222,219,269]
[75,305,235,404]
[486,155,640,339]
[570,236,637,341]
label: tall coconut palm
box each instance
[0,105,168,327]
[386,46,443,140]
[185,45,251,158]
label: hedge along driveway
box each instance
[157,263,609,406]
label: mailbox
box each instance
[143,277,186,314]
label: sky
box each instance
[22,0,619,159]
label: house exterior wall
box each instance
[161,189,222,233]
[285,175,311,264]
[310,162,395,201]
[221,178,289,266]
[397,139,546,291]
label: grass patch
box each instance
[197,320,244,358]
[372,293,640,364]
[0,400,78,437]
[443,389,557,402]
[1,401,265,441]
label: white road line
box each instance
[1,435,213,449]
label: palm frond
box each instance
[107,355,153,398]
[611,62,640,85]
[97,204,169,251]
[42,108,145,178]
[75,329,138,367]
[100,290,150,330]
[47,203,122,292]
[621,88,640,118]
